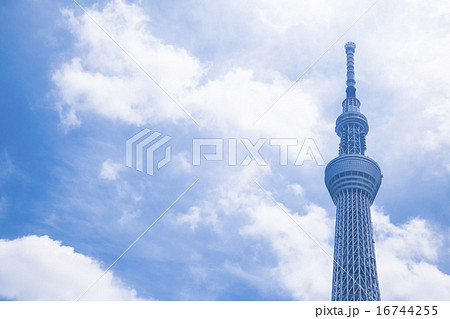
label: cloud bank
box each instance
[0,235,139,300]
[176,170,450,300]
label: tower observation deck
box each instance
[325,42,382,301]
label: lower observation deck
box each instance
[325,155,382,204]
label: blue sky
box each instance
[0,0,450,300]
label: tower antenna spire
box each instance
[344,41,357,98]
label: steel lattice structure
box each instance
[325,42,382,301]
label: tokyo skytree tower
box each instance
[325,42,382,301]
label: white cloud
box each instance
[118,209,142,225]
[0,235,140,300]
[288,183,304,196]
[373,207,450,300]
[175,206,203,231]
[53,0,206,127]
[175,202,220,232]
[171,152,193,173]
[241,202,334,300]
[53,0,327,142]
[99,158,124,180]
[175,169,333,300]
[175,170,450,300]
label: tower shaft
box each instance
[325,42,382,301]
[332,188,380,300]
